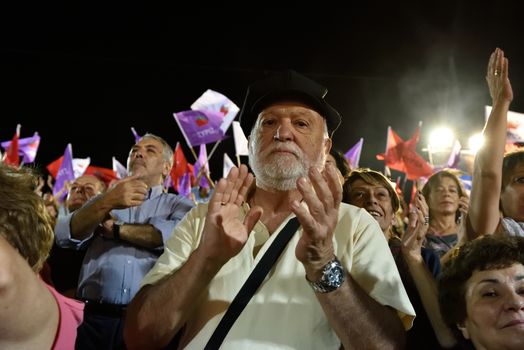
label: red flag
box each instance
[84,166,118,186]
[376,126,406,172]
[171,143,192,191]
[46,156,64,178]
[377,125,433,180]
[171,143,188,179]
[4,129,20,166]
[401,125,433,180]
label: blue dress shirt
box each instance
[55,185,194,305]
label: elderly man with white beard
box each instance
[124,70,415,350]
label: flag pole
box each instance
[189,146,199,162]
[203,141,222,189]
[192,145,216,189]
[207,140,221,162]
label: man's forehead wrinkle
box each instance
[260,107,322,123]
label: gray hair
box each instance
[140,133,174,169]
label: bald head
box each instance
[66,175,106,211]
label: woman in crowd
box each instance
[344,168,456,349]
[326,147,351,185]
[0,163,84,349]
[439,235,524,350]
[422,169,469,258]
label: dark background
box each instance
[1,2,523,181]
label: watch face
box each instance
[308,258,345,293]
[324,265,344,286]
[323,262,344,287]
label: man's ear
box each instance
[163,161,171,178]
[457,322,470,339]
[324,137,332,157]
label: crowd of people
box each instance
[1,48,523,350]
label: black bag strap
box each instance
[204,217,300,350]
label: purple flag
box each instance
[178,172,192,199]
[173,110,225,147]
[53,144,75,201]
[131,127,142,143]
[193,144,210,189]
[1,132,41,164]
[446,140,462,169]
[344,138,363,169]
[190,89,240,135]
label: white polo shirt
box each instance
[140,202,415,349]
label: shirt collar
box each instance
[147,185,164,199]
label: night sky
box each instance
[1,2,523,182]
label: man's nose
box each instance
[72,186,85,194]
[273,123,293,141]
[133,149,144,158]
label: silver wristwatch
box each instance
[307,258,345,293]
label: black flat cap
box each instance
[237,70,342,136]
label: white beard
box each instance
[249,135,326,191]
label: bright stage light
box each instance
[468,133,484,154]
[428,127,455,151]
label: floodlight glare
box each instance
[468,133,484,154]
[428,127,454,151]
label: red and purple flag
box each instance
[2,128,20,166]
[171,143,192,192]
[84,165,118,186]
[1,132,40,164]
[47,156,90,179]
[190,89,240,135]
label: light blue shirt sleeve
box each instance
[149,217,178,243]
[148,195,194,244]
[54,211,94,250]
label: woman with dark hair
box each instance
[422,169,469,258]
[438,235,524,350]
[326,148,351,185]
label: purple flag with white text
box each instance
[53,144,75,201]
[173,110,225,147]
